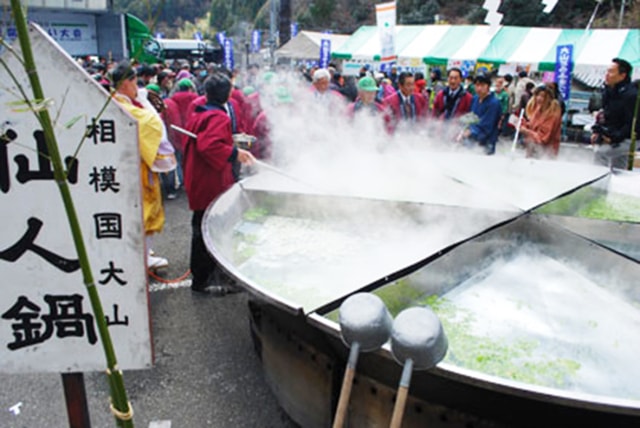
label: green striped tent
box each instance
[332,25,640,84]
[332,24,494,66]
[417,25,496,66]
[477,26,640,85]
[331,25,425,61]
[478,26,640,70]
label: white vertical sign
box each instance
[376,1,397,62]
[0,24,152,373]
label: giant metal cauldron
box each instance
[203,152,640,428]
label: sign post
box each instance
[62,372,92,428]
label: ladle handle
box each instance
[389,358,414,428]
[332,342,360,428]
[170,124,196,139]
[253,159,318,188]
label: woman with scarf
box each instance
[520,84,562,159]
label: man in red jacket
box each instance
[183,73,255,294]
[431,67,473,141]
[383,72,427,134]
[432,68,473,120]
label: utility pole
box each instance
[585,0,602,31]
[269,0,278,68]
[618,0,626,28]
[279,0,292,47]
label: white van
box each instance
[157,39,222,63]
[158,39,205,59]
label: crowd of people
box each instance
[85,55,637,294]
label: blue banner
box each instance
[6,26,17,41]
[216,31,226,46]
[379,62,396,74]
[251,30,261,53]
[224,38,234,70]
[319,39,331,69]
[291,22,299,38]
[555,44,573,102]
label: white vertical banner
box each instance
[376,1,397,62]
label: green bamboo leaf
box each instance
[6,99,30,107]
[7,98,54,112]
[63,114,83,129]
[10,106,32,112]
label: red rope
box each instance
[147,269,192,284]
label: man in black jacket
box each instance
[591,58,637,169]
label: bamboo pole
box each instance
[9,1,134,426]
[627,80,640,171]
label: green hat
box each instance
[243,86,256,96]
[177,78,195,90]
[146,83,161,94]
[275,86,293,104]
[357,76,378,92]
[262,71,276,84]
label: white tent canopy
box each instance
[276,31,349,61]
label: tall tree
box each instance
[498,0,550,26]
[309,0,337,29]
[400,0,440,24]
[210,0,235,32]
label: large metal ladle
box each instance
[389,306,448,428]
[333,293,393,428]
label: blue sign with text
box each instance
[555,44,573,102]
[224,38,234,70]
[251,30,261,53]
[216,32,226,46]
[319,39,331,69]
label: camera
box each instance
[591,124,610,144]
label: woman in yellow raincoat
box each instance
[110,60,170,269]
